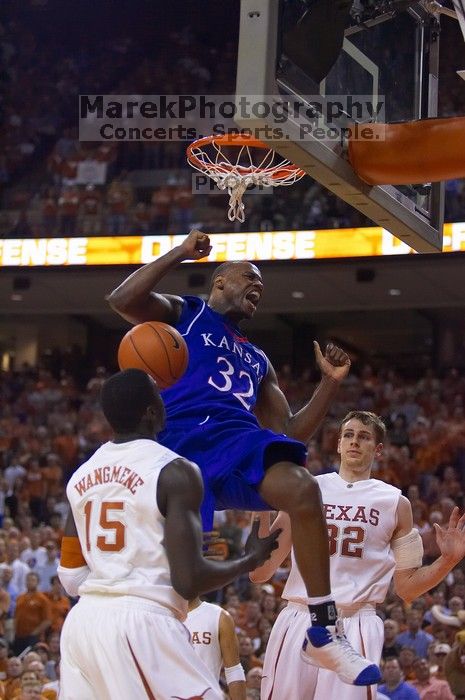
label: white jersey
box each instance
[283,472,401,606]
[66,438,188,620]
[185,601,223,680]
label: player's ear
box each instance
[146,404,156,418]
[375,443,383,457]
[337,438,341,455]
[215,276,225,290]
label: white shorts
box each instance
[59,594,223,700]
[261,602,384,700]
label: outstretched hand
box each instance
[245,518,281,569]
[179,230,212,261]
[313,341,351,382]
[434,506,465,564]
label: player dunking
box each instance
[58,369,280,700]
[252,410,465,700]
[108,229,380,686]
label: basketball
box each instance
[117,321,188,389]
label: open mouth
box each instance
[246,290,261,308]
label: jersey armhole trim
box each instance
[181,299,206,337]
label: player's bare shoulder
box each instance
[157,456,203,515]
[160,456,203,487]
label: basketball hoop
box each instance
[186,133,306,223]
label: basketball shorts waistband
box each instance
[79,593,178,617]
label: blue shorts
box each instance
[159,417,307,530]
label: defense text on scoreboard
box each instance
[0,225,464,267]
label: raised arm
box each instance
[157,458,280,599]
[249,511,292,583]
[107,230,212,325]
[254,342,350,442]
[393,496,465,604]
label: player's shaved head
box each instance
[209,260,261,291]
[101,369,164,434]
[209,261,239,291]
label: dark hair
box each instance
[412,657,428,667]
[384,656,400,666]
[400,645,416,655]
[339,410,386,443]
[100,369,159,433]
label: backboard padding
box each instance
[235,0,444,252]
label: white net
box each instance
[187,138,305,222]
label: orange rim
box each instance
[186,133,306,181]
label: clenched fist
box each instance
[178,230,212,261]
[314,341,351,383]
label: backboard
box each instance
[235,0,445,252]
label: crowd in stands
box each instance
[2,2,465,240]
[2,0,465,695]
[1,358,465,696]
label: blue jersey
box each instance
[162,296,268,427]
[158,296,307,529]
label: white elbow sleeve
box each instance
[224,663,246,684]
[391,528,424,570]
[58,564,89,597]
